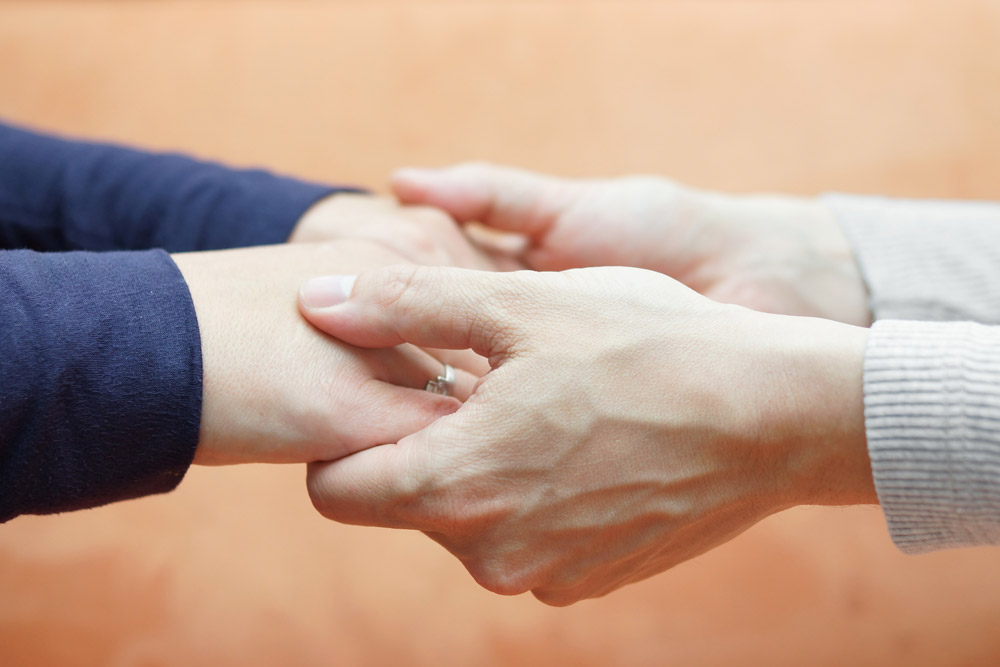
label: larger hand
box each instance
[292,193,506,376]
[172,241,475,466]
[300,265,876,606]
[392,164,872,326]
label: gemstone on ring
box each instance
[425,363,456,396]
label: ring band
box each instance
[425,363,456,396]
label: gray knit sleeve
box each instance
[823,194,1000,552]
[823,194,1000,323]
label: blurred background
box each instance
[2,1,1000,665]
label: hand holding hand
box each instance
[300,264,875,605]
[172,241,476,466]
[392,164,872,326]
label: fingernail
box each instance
[300,275,357,309]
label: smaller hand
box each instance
[173,241,477,467]
[300,264,875,605]
[392,163,872,326]
[289,193,523,272]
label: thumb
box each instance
[390,163,578,240]
[298,265,522,359]
[307,422,460,530]
[306,439,414,528]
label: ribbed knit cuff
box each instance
[865,319,1000,552]
[822,194,1000,324]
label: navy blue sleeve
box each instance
[0,249,202,521]
[0,120,357,252]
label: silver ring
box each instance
[425,363,456,396]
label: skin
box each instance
[299,264,876,606]
[390,163,873,327]
[172,240,478,466]
[290,192,515,376]
[179,190,521,466]
[290,192,524,273]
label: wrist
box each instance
[755,314,876,508]
[687,189,874,326]
[170,251,225,464]
[791,199,874,327]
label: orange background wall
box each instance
[2,2,1000,665]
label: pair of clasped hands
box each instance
[173,164,878,606]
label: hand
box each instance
[300,264,876,605]
[172,241,476,466]
[292,193,503,376]
[391,164,873,326]
[289,192,524,271]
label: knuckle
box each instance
[471,562,535,598]
[377,265,424,312]
[476,275,532,340]
[381,433,434,510]
[394,226,440,260]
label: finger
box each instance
[307,445,412,527]
[324,379,460,461]
[363,206,498,271]
[423,347,492,378]
[298,265,522,358]
[306,426,440,528]
[530,557,649,608]
[391,163,579,240]
[464,222,529,256]
[366,344,479,400]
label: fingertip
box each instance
[297,278,354,339]
[451,366,481,402]
[306,460,341,520]
[299,272,400,347]
[300,274,357,310]
[305,446,406,526]
[298,296,373,350]
[392,164,491,224]
[434,394,464,419]
[391,167,439,204]
[381,384,463,426]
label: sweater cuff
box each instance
[0,249,202,521]
[822,194,1000,324]
[864,319,1000,553]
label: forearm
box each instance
[0,120,356,252]
[0,249,202,521]
[765,314,876,509]
[787,195,1000,549]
